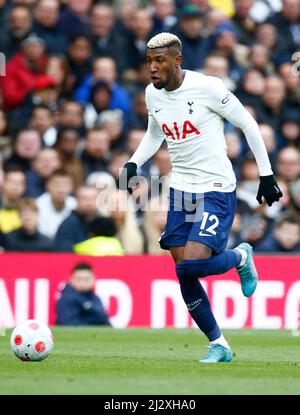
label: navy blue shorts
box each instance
[159,188,236,254]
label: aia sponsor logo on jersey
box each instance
[162,120,200,140]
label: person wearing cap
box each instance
[1,33,55,110]
[169,4,210,70]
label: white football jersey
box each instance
[145,70,238,193]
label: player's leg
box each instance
[174,241,233,363]
[181,191,258,296]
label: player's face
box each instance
[146,48,179,90]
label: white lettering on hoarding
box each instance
[151,280,189,328]
[212,281,248,329]
[95,279,133,328]
[284,281,300,331]
[0,279,15,327]
[15,278,29,324]
[34,279,49,324]
[252,281,285,329]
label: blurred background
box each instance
[0,0,299,256]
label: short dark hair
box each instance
[275,214,300,229]
[48,168,73,182]
[72,262,93,273]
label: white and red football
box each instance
[10,319,54,362]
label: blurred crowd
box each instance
[0,0,299,255]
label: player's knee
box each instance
[176,258,212,282]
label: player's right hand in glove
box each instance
[118,162,138,193]
[256,174,283,207]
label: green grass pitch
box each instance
[0,328,299,395]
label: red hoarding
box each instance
[0,254,299,330]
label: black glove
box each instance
[118,162,138,193]
[256,175,283,207]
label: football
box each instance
[10,319,54,362]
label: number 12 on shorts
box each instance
[199,212,219,236]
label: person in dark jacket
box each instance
[5,197,53,252]
[56,262,111,326]
[54,185,99,252]
[33,0,68,54]
[255,214,300,253]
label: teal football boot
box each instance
[199,344,233,363]
[236,242,258,297]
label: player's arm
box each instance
[119,103,164,192]
[206,77,283,206]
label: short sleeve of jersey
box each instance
[204,76,239,118]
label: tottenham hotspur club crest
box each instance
[188,101,194,114]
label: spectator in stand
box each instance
[151,0,177,35]
[1,33,55,111]
[90,3,127,74]
[97,110,126,150]
[0,4,33,59]
[75,56,132,116]
[225,131,242,181]
[0,110,11,160]
[235,69,265,110]
[258,124,277,167]
[99,189,144,254]
[127,91,148,130]
[55,127,84,189]
[5,197,53,252]
[83,81,113,129]
[276,147,300,184]
[57,0,92,40]
[267,0,300,58]
[206,7,229,32]
[4,128,42,172]
[66,34,93,91]
[56,262,111,326]
[247,44,274,76]
[258,75,286,130]
[36,169,76,240]
[122,8,154,70]
[237,157,260,209]
[201,53,236,91]
[170,4,210,71]
[277,110,300,148]
[210,22,244,85]
[45,54,73,100]
[108,149,130,186]
[255,215,300,253]
[57,100,84,136]
[80,128,111,177]
[30,105,57,147]
[114,0,140,36]
[232,0,256,45]
[73,216,124,256]
[55,185,99,252]
[255,23,281,64]
[0,167,26,234]
[278,62,300,109]
[143,195,169,254]
[122,58,151,98]
[26,148,61,197]
[33,0,68,54]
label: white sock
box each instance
[235,247,247,267]
[210,334,230,349]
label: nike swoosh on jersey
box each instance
[199,231,213,237]
[155,109,162,113]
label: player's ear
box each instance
[175,53,182,67]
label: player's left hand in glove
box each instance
[256,175,283,207]
[118,162,138,194]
